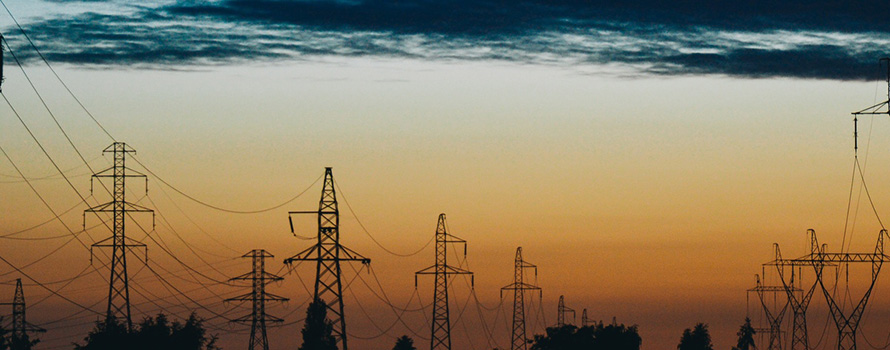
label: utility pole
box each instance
[556,295,574,327]
[285,167,370,350]
[500,247,540,350]
[227,250,287,350]
[749,274,792,350]
[415,213,473,350]
[85,142,152,330]
[0,279,45,350]
[1,32,5,93]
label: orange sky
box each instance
[3,60,890,350]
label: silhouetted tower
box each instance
[0,279,45,350]
[804,229,888,350]
[415,214,474,350]
[85,142,152,330]
[768,230,824,350]
[227,250,288,350]
[749,274,791,350]
[581,309,591,327]
[1,33,5,92]
[556,295,575,327]
[285,167,370,350]
[500,247,540,350]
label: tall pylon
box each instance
[500,247,540,350]
[285,167,370,350]
[85,142,153,330]
[556,295,575,327]
[227,250,288,350]
[768,231,823,350]
[415,214,474,350]
[0,33,5,92]
[0,279,45,350]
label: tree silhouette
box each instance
[530,322,641,350]
[731,318,756,350]
[298,298,337,350]
[677,323,713,350]
[392,335,417,350]
[74,313,218,350]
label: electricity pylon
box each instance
[556,295,575,327]
[0,33,5,92]
[787,229,889,350]
[416,213,473,350]
[500,247,540,350]
[749,274,793,350]
[767,230,826,350]
[227,250,288,350]
[85,142,153,330]
[0,279,45,350]
[581,309,591,327]
[285,167,370,350]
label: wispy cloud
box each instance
[5,0,889,79]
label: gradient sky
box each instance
[3,1,890,350]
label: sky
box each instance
[3,0,890,350]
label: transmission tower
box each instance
[748,274,792,350]
[556,295,575,327]
[0,279,45,350]
[415,213,474,350]
[227,250,288,350]
[85,142,152,330]
[1,33,4,92]
[581,309,591,327]
[500,247,540,350]
[767,230,825,350]
[786,229,889,350]
[285,167,370,350]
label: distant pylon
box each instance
[416,214,474,350]
[285,167,370,350]
[85,142,153,330]
[556,295,575,327]
[581,309,591,327]
[500,247,540,350]
[749,274,792,350]
[227,250,288,350]
[768,232,822,350]
[0,279,45,350]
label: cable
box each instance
[133,155,321,214]
[0,254,102,316]
[335,181,434,257]
[0,0,117,142]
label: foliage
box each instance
[530,322,642,350]
[73,313,218,350]
[677,323,713,350]
[392,335,417,350]
[298,298,338,350]
[731,318,756,350]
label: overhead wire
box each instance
[335,180,434,257]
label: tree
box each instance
[298,298,337,350]
[530,322,641,350]
[677,323,713,350]
[392,335,416,350]
[74,313,218,350]
[731,318,756,350]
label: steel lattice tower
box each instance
[749,274,792,350]
[227,250,288,350]
[556,295,575,327]
[768,231,823,350]
[500,247,540,350]
[581,309,591,327]
[85,142,152,330]
[1,33,5,93]
[285,167,370,350]
[1,279,45,349]
[415,214,473,350]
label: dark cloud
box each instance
[7,0,889,79]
